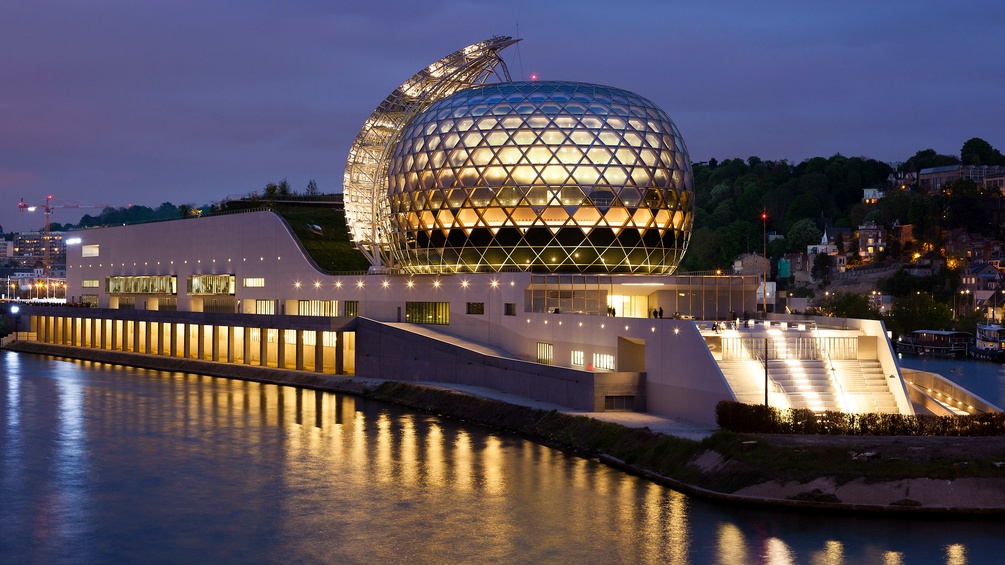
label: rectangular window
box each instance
[537,342,554,365]
[81,279,100,288]
[593,353,615,371]
[81,294,98,307]
[571,350,584,366]
[187,274,235,295]
[345,301,359,317]
[298,300,337,316]
[203,297,235,313]
[157,297,178,311]
[117,296,136,310]
[243,277,265,288]
[105,275,177,295]
[255,300,275,315]
[604,396,635,411]
[466,302,485,315]
[82,244,99,257]
[504,303,516,316]
[405,302,449,325]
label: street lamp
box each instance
[761,209,767,317]
[11,305,19,341]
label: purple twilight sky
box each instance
[2,0,1003,233]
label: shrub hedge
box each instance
[715,400,1005,436]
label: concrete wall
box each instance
[642,319,735,425]
[354,318,643,412]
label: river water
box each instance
[2,352,1002,564]
[898,354,1005,410]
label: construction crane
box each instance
[18,195,112,277]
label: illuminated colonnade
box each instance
[27,312,354,375]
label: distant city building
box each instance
[0,239,11,262]
[985,171,1005,193]
[892,223,914,247]
[732,253,769,276]
[906,251,945,277]
[887,171,917,190]
[918,165,1005,195]
[857,221,885,259]
[862,187,884,204]
[807,229,846,273]
[944,229,1005,264]
[13,230,66,267]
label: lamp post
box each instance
[11,305,19,341]
[761,209,767,318]
[764,336,769,406]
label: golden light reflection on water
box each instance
[811,540,845,565]
[2,355,991,564]
[400,414,417,486]
[718,523,748,564]
[884,551,906,564]
[454,429,473,491]
[425,422,445,487]
[765,537,796,564]
[946,543,967,565]
[481,435,504,495]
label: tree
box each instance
[886,292,953,335]
[305,179,319,196]
[961,137,1005,166]
[811,253,832,285]
[786,218,822,252]
[815,291,879,319]
[278,178,292,196]
[902,149,959,172]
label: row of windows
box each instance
[298,300,337,317]
[542,345,616,370]
[99,275,267,295]
[406,302,449,325]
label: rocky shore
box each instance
[7,340,1005,515]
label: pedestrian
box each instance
[658,307,663,319]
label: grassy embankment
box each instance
[365,382,1005,493]
[272,205,371,273]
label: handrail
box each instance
[825,352,851,413]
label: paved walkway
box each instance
[415,380,717,441]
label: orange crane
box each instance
[18,195,112,277]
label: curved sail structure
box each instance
[343,36,520,268]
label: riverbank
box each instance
[6,340,1005,515]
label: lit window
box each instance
[537,343,554,365]
[571,350,584,366]
[593,353,615,371]
[243,277,265,288]
[82,244,100,257]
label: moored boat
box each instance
[896,329,971,358]
[973,322,1005,361]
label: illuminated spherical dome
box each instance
[386,81,693,274]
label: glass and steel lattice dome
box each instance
[386,81,694,274]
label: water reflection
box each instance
[0,352,1000,563]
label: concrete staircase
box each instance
[717,359,791,409]
[717,358,900,414]
[831,359,900,413]
[768,359,843,412]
